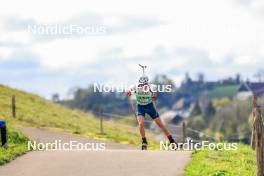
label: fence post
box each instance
[182,122,186,143]
[11,95,16,118]
[252,95,264,176]
[251,96,257,149]
[100,111,104,134]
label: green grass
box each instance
[184,144,256,176]
[0,84,158,148]
[208,85,240,99]
[0,127,30,165]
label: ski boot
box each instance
[141,142,148,150]
[141,137,148,150]
[168,135,178,150]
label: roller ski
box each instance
[141,142,148,150]
[168,135,179,150]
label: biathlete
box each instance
[127,65,177,150]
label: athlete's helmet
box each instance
[139,76,149,84]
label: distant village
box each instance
[160,72,264,126]
[183,72,264,100]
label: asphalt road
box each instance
[0,128,192,176]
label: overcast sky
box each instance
[0,0,264,98]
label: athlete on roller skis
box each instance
[127,65,178,150]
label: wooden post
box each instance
[100,112,104,134]
[252,95,264,176]
[251,125,256,150]
[11,95,16,118]
[182,122,186,143]
[252,95,258,149]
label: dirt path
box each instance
[0,128,192,176]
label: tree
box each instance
[52,93,60,102]
[254,69,264,82]
[236,73,241,84]
[184,72,192,84]
[197,73,204,83]
[151,74,177,108]
[64,85,130,115]
[190,100,202,117]
[204,101,215,121]
[152,74,176,88]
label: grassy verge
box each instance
[184,144,256,176]
[0,126,30,165]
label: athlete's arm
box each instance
[127,86,136,114]
[152,91,157,100]
[127,85,136,97]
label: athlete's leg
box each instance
[136,104,148,146]
[137,116,146,138]
[154,117,177,146]
[137,115,148,150]
[154,117,170,136]
[148,103,170,136]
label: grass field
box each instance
[0,84,159,164]
[0,127,30,165]
[207,85,240,99]
[184,144,256,176]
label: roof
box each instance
[238,82,264,96]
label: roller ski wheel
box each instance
[170,142,178,150]
[141,143,148,150]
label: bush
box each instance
[0,127,30,165]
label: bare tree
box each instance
[254,69,264,82]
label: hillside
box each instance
[0,84,157,147]
[207,85,240,99]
